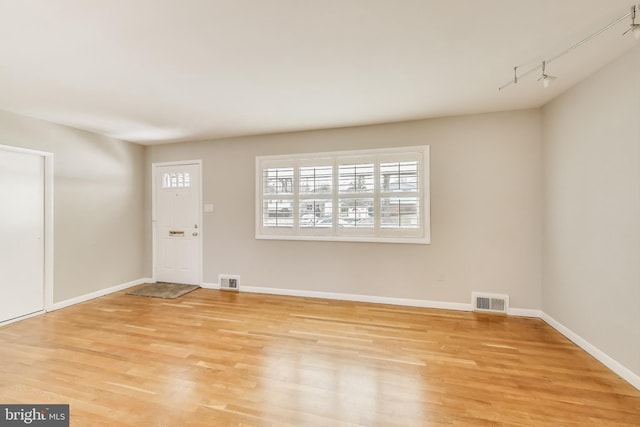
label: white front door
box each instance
[0,148,45,323]
[153,162,201,285]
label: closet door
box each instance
[0,148,45,323]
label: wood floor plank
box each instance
[1,288,639,426]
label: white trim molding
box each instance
[43,152,54,312]
[204,283,549,315]
[540,312,640,390]
[244,285,471,311]
[508,308,544,318]
[200,282,220,290]
[51,278,150,311]
[226,284,473,311]
[0,310,45,328]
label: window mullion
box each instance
[374,158,380,233]
[331,157,340,236]
[293,161,299,232]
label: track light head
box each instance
[537,61,557,88]
[541,75,557,88]
[623,6,640,39]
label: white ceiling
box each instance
[0,0,638,145]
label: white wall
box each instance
[0,109,146,302]
[542,46,640,378]
[147,109,542,309]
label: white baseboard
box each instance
[227,284,472,312]
[508,307,543,317]
[200,282,220,290]
[204,283,546,314]
[0,310,46,327]
[51,277,151,311]
[540,312,640,390]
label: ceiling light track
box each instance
[499,3,640,91]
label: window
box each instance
[162,172,191,189]
[256,146,430,244]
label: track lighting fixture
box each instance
[538,61,556,88]
[499,4,640,91]
[623,5,640,39]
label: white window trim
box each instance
[256,145,430,244]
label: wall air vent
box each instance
[219,274,240,292]
[472,292,509,314]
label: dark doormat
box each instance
[126,282,199,299]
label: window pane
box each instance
[339,163,374,193]
[380,197,420,228]
[299,199,333,228]
[263,200,294,227]
[380,161,418,192]
[338,198,373,228]
[163,171,191,189]
[264,168,294,195]
[299,166,332,194]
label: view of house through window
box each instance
[256,146,430,244]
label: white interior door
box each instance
[0,148,45,323]
[153,162,201,285]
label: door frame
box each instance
[151,160,203,285]
[0,144,54,315]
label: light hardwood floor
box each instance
[1,289,639,426]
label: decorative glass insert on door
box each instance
[162,172,191,189]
